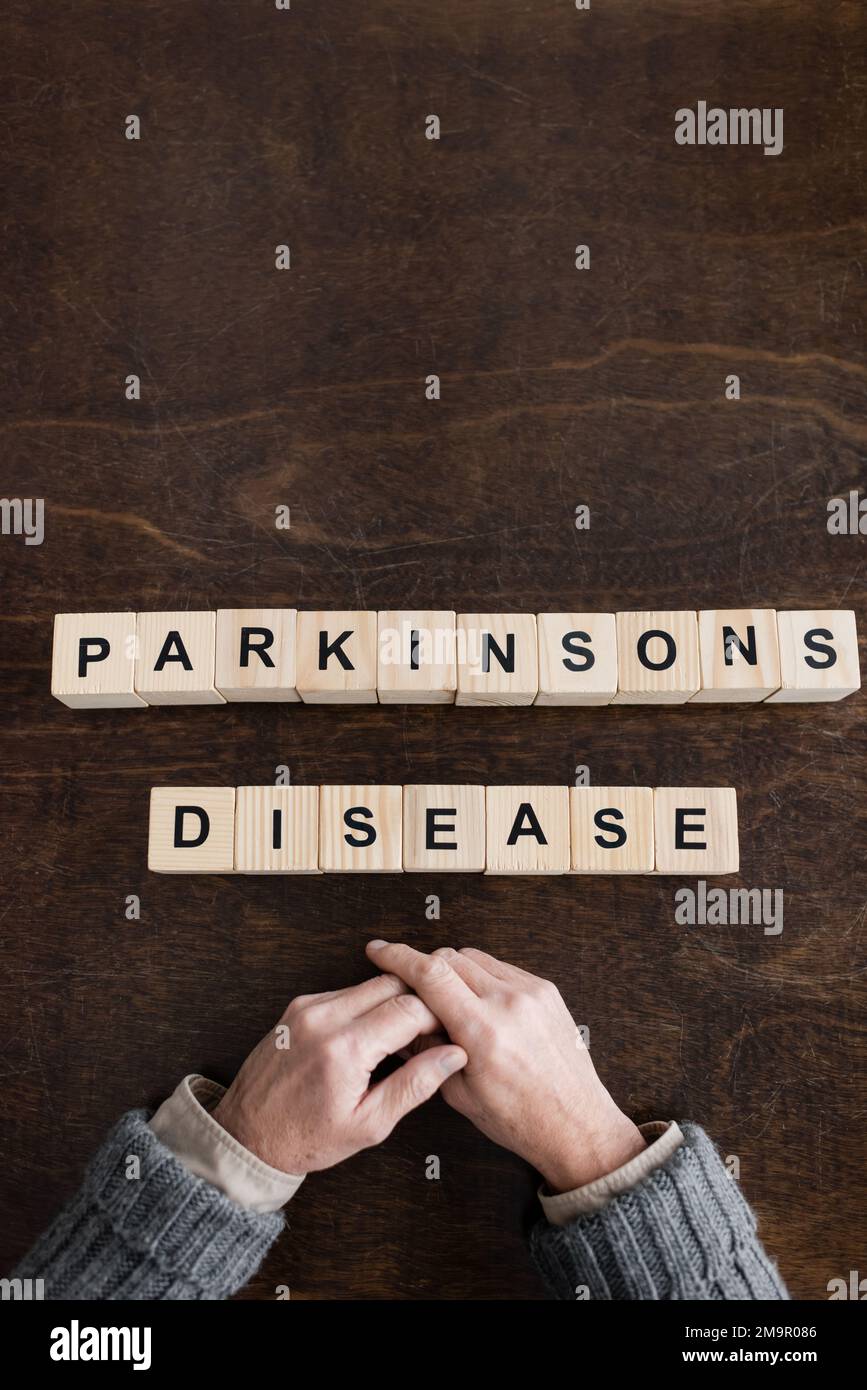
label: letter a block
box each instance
[485,785,570,874]
[403,785,486,871]
[319,785,402,871]
[692,609,781,702]
[653,787,739,875]
[569,786,654,873]
[234,786,320,873]
[765,610,861,702]
[377,611,457,703]
[136,612,224,704]
[613,611,699,703]
[52,612,145,707]
[296,611,378,703]
[148,787,236,873]
[215,609,299,701]
[536,613,617,705]
[456,614,538,706]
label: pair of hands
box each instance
[213,941,646,1194]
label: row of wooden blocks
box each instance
[53,608,860,708]
[148,784,739,875]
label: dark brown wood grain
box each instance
[1,0,865,1301]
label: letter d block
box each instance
[234,786,320,872]
[612,611,699,703]
[52,612,145,707]
[136,612,224,704]
[215,609,299,701]
[569,786,654,873]
[319,785,402,872]
[485,786,570,874]
[148,787,235,873]
[296,611,378,703]
[765,610,861,702]
[653,788,739,876]
[403,785,486,871]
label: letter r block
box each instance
[148,787,236,873]
[653,787,739,875]
[52,612,145,707]
[215,609,299,701]
[296,611,378,703]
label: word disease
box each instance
[52,607,860,708]
[148,784,740,877]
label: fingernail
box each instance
[367,939,387,950]
[440,1050,465,1076]
[435,947,456,958]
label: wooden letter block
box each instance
[613,611,699,703]
[691,609,781,702]
[456,614,538,706]
[234,786,319,873]
[569,786,654,874]
[765,610,861,703]
[403,785,486,872]
[135,611,224,704]
[148,787,235,873]
[52,612,145,708]
[536,613,617,705]
[377,611,457,703]
[319,785,402,871]
[215,609,299,702]
[653,787,739,875]
[296,611,378,703]
[485,785,570,874]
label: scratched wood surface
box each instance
[1,0,865,1301]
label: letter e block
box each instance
[148,787,235,873]
[136,612,224,704]
[52,612,145,707]
[403,785,485,871]
[536,613,617,705]
[377,611,457,703]
[234,786,319,872]
[296,611,378,703]
[485,786,570,874]
[691,609,781,702]
[570,786,654,873]
[653,787,739,875]
[613,611,699,703]
[215,609,299,701]
[319,785,402,871]
[765,610,861,702]
[456,614,538,706]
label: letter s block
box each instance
[148,787,236,873]
[52,612,145,707]
[318,785,402,871]
[765,610,861,702]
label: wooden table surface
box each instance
[2,0,865,1301]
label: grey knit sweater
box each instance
[13,1112,788,1300]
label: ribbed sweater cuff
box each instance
[530,1122,789,1301]
[13,1110,284,1300]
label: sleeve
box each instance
[529,1122,789,1301]
[12,1109,284,1301]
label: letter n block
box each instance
[136,612,224,704]
[52,612,145,707]
[403,785,486,871]
[215,609,299,701]
[377,611,457,703]
[653,787,739,875]
[234,786,320,873]
[569,786,654,873]
[485,785,570,874]
[765,610,861,702]
[691,609,781,702]
[296,611,378,703]
[456,614,538,705]
[536,613,617,705]
[612,611,699,703]
[148,787,235,873]
[319,785,402,871]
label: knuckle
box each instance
[418,956,452,986]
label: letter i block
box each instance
[456,614,539,705]
[148,787,236,873]
[296,611,378,703]
[536,613,618,705]
[403,785,486,871]
[485,786,570,874]
[653,788,739,875]
[377,611,457,703]
[135,612,224,704]
[215,609,300,701]
[691,609,781,702]
[234,786,320,872]
[52,612,145,707]
[765,610,861,702]
[569,787,654,873]
[612,611,700,703]
[319,785,403,871]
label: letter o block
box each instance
[613,611,699,703]
[148,787,236,873]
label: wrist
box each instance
[535,1109,646,1194]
